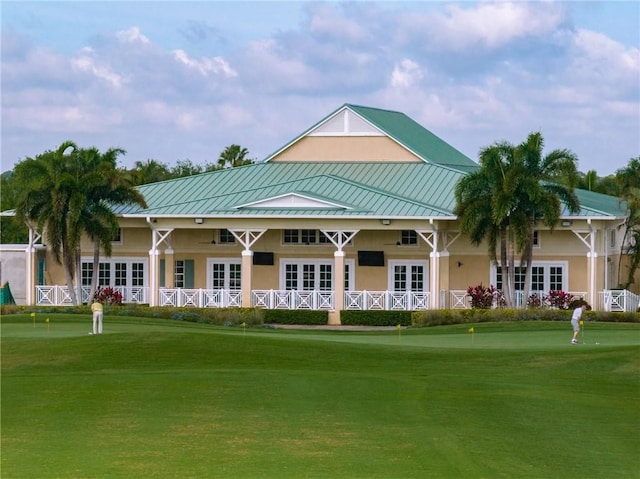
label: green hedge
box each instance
[1,304,638,327]
[412,308,640,327]
[262,309,328,325]
[340,310,412,326]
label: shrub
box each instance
[262,309,328,325]
[544,290,574,310]
[467,284,504,309]
[93,286,123,306]
[340,310,412,327]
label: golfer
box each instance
[91,299,103,335]
[571,303,587,344]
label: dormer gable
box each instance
[236,193,349,210]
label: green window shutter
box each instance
[159,259,165,288]
[185,259,195,288]
[38,259,45,285]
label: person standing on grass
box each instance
[91,299,103,335]
[571,303,588,344]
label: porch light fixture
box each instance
[381,219,391,225]
[561,220,572,227]
[195,218,204,224]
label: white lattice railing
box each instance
[36,286,147,305]
[158,288,241,308]
[600,290,640,312]
[343,291,430,311]
[252,290,334,310]
[36,286,634,312]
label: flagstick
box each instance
[242,322,246,335]
[397,324,401,343]
[31,312,36,327]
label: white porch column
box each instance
[241,250,253,308]
[25,227,41,306]
[146,218,173,307]
[330,251,345,325]
[148,245,159,307]
[228,229,267,308]
[573,220,597,306]
[417,226,439,309]
[321,230,358,325]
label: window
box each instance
[81,258,147,288]
[495,262,567,292]
[219,229,236,244]
[175,260,186,288]
[388,260,428,292]
[400,230,418,246]
[609,229,616,248]
[283,229,331,245]
[281,259,355,290]
[207,259,242,290]
[533,230,540,247]
[111,228,122,244]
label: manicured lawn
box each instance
[2,314,639,478]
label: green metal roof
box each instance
[264,104,479,171]
[116,160,627,220]
[113,104,627,222]
[345,104,478,169]
[117,162,464,218]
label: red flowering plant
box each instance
[467,284,503,309]
[94,286,123,306]
[527,293,543,309]
[543,290,574,310]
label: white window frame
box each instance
[81,257,148,288]
[206,258,242,290]
[387,260,429,292]
[279,258,355,291]
[491,261,569,292]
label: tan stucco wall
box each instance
[271,136,423,162]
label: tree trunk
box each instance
[63,249,78,305]
[89,239,101,302]
[500,227,512,307]
[521,222,535,305]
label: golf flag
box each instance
[468,327,475,333]
[579,320,584,326]
[31,312,36,327]
[397,323,402,341]
[46,317,50,333]
[242,322,246,334]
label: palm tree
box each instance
[455,132,581,307]
[616,157,640,288]
[14,141,82,303]
[217,144,254,169]
[513,132,581,301]
[128,159,171,185]
[74,147,147,301]
[454,141,519,306]
[14,142,148,305]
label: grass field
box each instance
[2,314,639,479]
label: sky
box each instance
[1,1,639,176]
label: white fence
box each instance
[33,286,638,312]
[600,290,640,312]
[36,285,147,305]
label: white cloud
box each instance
[431,2,566,50]
[172,49,237,77]
[390,59,423,88]
[115,27,151,45]
[71,47,125,88]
